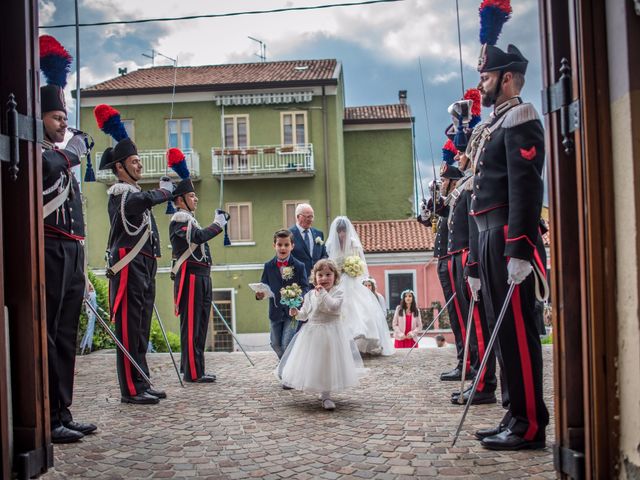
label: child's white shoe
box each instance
[322,399,336,410]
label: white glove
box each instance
[507,258,533,285]
[159,176,175,194]
[65,133,88,158]
[467,276,481,301]
[214,209,228,228]
[419,200,430,221]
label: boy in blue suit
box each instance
[256,230,310,361]
[288,203,328,276]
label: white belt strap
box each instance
[107,228,150,277]
[171,243,198,277]
[43,178,70,218]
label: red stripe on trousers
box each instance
[174,265,187,316]
[188,274,197,380]
[111,248,129,321]
[115,248,137,396]
[511,285,539,440]
[447,256,469,372]
[462,250,486,390]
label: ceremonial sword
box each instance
[212,302,255,367]
[452,282,516,446]
[83,296,154,387]
[153,304,185,388]
[456,296,475,404]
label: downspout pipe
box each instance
[322,86,331,228]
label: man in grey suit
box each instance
[289,203,328,277]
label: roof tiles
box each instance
[353,219,434,253]
[82,59,339,95]
[344,104,412,123]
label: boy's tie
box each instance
[277,260,288,268]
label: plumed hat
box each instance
[39,35,72,114]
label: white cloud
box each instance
[430,71,458,85]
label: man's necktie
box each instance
[303,229,311,253]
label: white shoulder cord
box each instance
[120,190,150,236]
[185,216,207,262]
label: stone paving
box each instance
[43,346,555,479]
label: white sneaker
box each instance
[322,399,336,410]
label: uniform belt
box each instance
[474,208,508,232]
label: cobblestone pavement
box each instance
[43,346,555,479]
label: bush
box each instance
[77,271,115,353]
[149,317,181,352]
[541,332,553,344]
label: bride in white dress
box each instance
[326,216,394,356]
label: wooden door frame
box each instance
[539,0,619,478]
[1,0,53,477]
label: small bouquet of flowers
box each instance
[280,283,303,328]
[343,255,365,278]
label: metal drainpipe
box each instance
[322,86,331,228]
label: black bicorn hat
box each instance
[98,147,114,171]
[173,178,195,197]
[98,138,138,171]
[440,162,463,180]
[113,138,138,164]
[477,44,528,74]
[41,84,67,114]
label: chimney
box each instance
[398,90,407,104]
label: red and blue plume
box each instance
[479,0,512,46]
[94,104,129,142]
[167,148,190,179]
[464,88,482,127]
[442,139,458,165]
[39,35,72,89]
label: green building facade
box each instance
[78,59,414,346]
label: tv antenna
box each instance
[248,36,266,62]
[142,49,177,67]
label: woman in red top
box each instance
[392,290,422,348]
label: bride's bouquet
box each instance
[280,283,304,328]
[343,255,365,278]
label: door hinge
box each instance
[553,444,585,480]
[0,93,43,181]
[541,57,580,155]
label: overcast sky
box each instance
[40,0,543,194]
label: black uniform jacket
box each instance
[169,209,223,270]
[469,97,545,261]
[447,182,474,255]
[107,182,171,262]
[42,147,85,240]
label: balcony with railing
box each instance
[94,149,200,184]
[211,144,315,180]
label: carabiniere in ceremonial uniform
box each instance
[40,33,97,444]
[99,136,174,405]
[466,43,549,450]
[169,178,226,383]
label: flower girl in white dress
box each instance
[277,259,366,410]
[326,216,394,356]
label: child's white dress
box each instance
[277,287,366,394]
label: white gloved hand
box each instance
[467,276,481,301]
[65,133,88,158]
[419,199,430,221]
[507,258,533,285]
[159,176,175,194]
[214,209,228,228]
